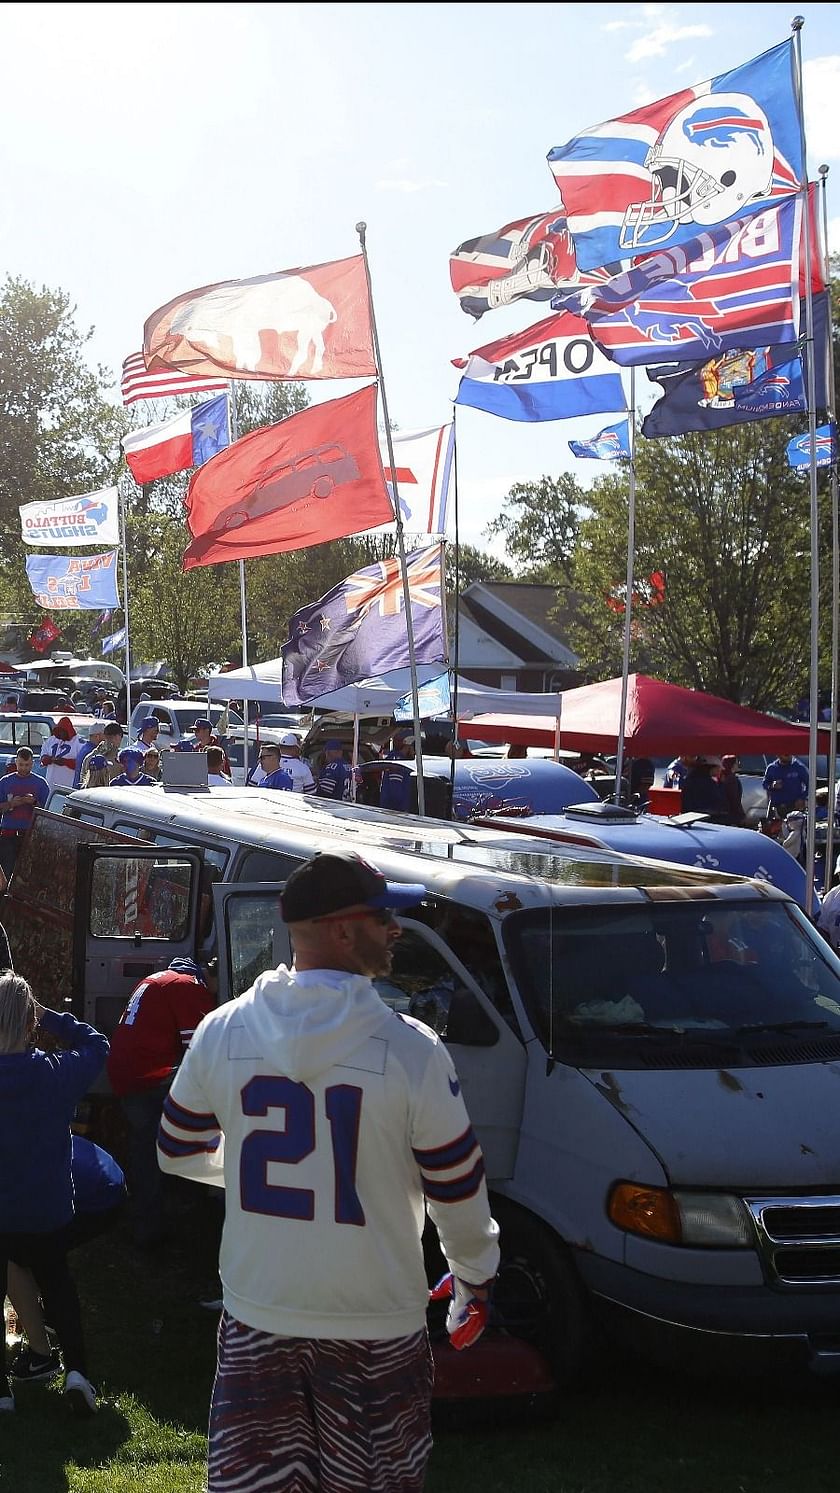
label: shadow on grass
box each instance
[0,1391,131,1493]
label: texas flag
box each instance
[122,393,229,484]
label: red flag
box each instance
[606,571,666,613]
[145,257,375,383]
[182,385,394,571]
[28,619,60,654]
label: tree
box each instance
[0,277,125,657]
[485,474,585,585]
[568,421,813,708]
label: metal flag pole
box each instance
[356,220,426,816]
[819,164,839,887]
[792,15,819,916]
[350,712,361,803]
[118,483,133,727]
[447,410,462,814]
[614,369,636,805]
[227,384,251,778]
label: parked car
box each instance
[128,699,243,747]
[0,712,97,775]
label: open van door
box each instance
[212,883,292,1005]
[73,842,206,1039]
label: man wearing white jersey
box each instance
[275,730,316,793]
[158,850,498,1493]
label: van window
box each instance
[88,854,193,941]
[112,824,229,877]
[68,808,105,825]
[377,927,498,1046]
[237,848,304,882]
[218,889,281,999]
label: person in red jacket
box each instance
[107,956,216,1248]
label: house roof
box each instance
[461,581,578,668]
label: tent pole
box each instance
[553,717,561,764]
[614,369,636,804]
[350,712,360,802]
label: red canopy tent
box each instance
[460,674,818,756]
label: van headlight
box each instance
[608,1182,753,1246]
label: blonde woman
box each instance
[0,974,108,1415]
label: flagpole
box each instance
[227,384,251,777]
[792,15,819,916]
[356,221,426,817]
[350,712,360,803]
[119,484,133,728]
[819,163,839,887]
[449,411,462,813]
[614,369,635,805]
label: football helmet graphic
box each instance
[620,93,775,250]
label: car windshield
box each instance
[172,706,243,733]
[503,899,840,1053]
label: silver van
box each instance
[8,784,840,1383]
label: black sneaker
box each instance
[10,1347,62,1383]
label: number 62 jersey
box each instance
[157,964,499,1340]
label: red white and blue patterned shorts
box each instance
[208,1311,434,1493]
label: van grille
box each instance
[745,1196,840,1287]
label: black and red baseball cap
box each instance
[280,850,426,924]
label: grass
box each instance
[2,1185,840,1492]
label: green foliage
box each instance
[486,474,585,585]
[449,543,513,591]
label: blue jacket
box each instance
[762,758,809,807]
[0,1008,109,1232]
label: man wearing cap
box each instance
[73,720,106,787]
[132,716,160,753]
[762,752,809,819]
[276,731,316,794]
[681,755,728,820]
[159,850,498,1493]
[80,720,125,787]
[110,748,157,788]
[192,718,231,778]
[316,739,353,801]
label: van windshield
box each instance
[503,900,840,1056]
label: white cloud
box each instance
[827,216,840,254]
[375,178,447,194]
[600,19,636,32]
[804,57,840,164]
[627,23,713,64]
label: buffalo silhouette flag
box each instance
[182,385,394,569]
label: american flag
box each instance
[120,352,228,406]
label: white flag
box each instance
[19,487,120,548]
[378,425,454,536]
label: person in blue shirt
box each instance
[317,739,353,801]
[256,744,294,792]
[0,748,49,879]
[110,747,157,789]
[73,722,106,787]
[762,754,809,816]
[664,754,696,789]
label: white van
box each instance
[8,784,840,1383]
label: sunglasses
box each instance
[314,908,396,926]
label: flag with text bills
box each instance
[145,257,375,383]
[122,394,229,484]
[449,210,621,319]
[569,421,630,461]
[393,671,452,721]
[25,552,121,611]
[786,424,837,471]
[182,385,393,570]
[453,310,626,422]
[642,290,830,438]
[101,627,127,655]
[28,619,61,654]
[120,352,228,406]
[281,545,446,705]
[20,487,119,548]
[547,39,802,271]
[555,198,801,367]
[379,425,454,534]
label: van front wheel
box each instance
[492,1206,591,1389]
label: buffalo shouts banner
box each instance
[144,256,376,382]
[25,552,121,610]
[19,487,119,547]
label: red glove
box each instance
[429,1272,489,1350]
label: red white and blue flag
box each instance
[547,39,802,271]
[569,420,630,461]
[281,544,446,705]
[786,424,838,471]
[454,310,626,422]
[449,210,620,319]
[122,394,229,484]
[379,425,454,534]
[555,197,802,366]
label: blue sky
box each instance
[0,2,837,551]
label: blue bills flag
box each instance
[393,672,452,722]
[281,545,447,706]
[642,291,830,438]
[786,425,838,471]
[454,310,626,423]
[547,39,802,270]
[101,627,127,655]
[25,551,121,611]
[556,197,801,367]
[449,209,620,320]
[569,421,630,461]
